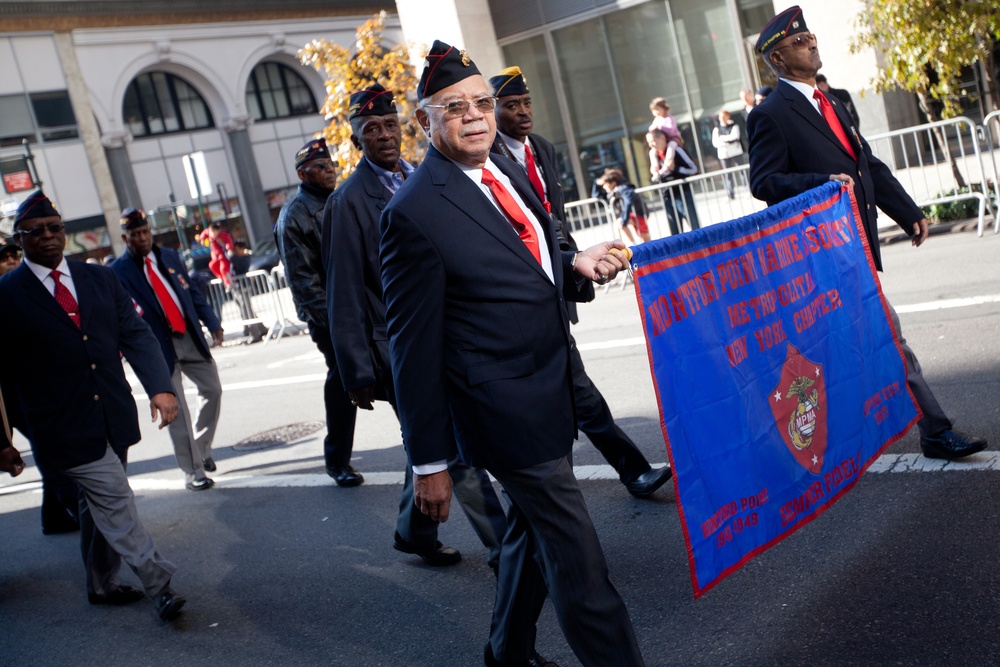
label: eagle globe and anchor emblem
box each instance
[768,344,828,474]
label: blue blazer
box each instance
[323,158,393,394]
[747,79,923,271]
[0,261,173,470]
[379,146,578,471]
[112,245,220,374]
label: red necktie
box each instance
[481,168,542,265]
[145,257,187,334]
[813,89,856,160]
[50,270,81,328]
[523,143,549,212]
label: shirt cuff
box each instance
[412,460,449,475]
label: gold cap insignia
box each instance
[460,50,471,67]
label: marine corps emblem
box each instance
[769,344,828,474]
[460,50,471,67]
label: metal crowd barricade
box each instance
[982,110,1000,233]
[635,166,766,240]
[269,265,307,340]
[203,270,303,345]
[864,116,997,236]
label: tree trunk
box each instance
[916,90,967,190]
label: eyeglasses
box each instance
[423,96,498,117]
[14,222,65,238]
[305,160,335,172]
[773,33,817,52]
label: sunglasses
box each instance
[14,222,65,238]
[423,96,498,118]
[773,33,817,52]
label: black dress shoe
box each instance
[393,531,461,566]
[201,457,217,472]
[185,477,215,491]
[920,429,987,460]
[328,466,364,487]
[529,652,560,667]
[625,466,673,497]
[42,514,80,535]
[88,585,145,606]
[154,588,186,622]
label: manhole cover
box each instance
[232,421,325,451]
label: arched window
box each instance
[246,62,318,121]
[123,72,214,138]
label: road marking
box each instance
[6,454,996,496]
[893,293,1000,313]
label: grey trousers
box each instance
[67,446,175,597]
[168,331,223,477]
[489,456,644,667]
[887,301,952,437]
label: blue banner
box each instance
[631,183,920,597]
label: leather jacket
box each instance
[274,182,332,328]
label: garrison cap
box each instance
[348,83,398,120]
[417,39,481,101]
[489,66,529,98]
[0,238,20,257]
[120,207,148,230]
[294,138,330,169]
[13,190,59,227]
[755,5,808,54]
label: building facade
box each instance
[0,1,395,257]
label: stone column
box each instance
[222,115,270,248]
[102,131,142,212]
[54,31,126,255]
[395,0,503,75]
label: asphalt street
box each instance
[1,224,998,666]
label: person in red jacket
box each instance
[199,222,234,286]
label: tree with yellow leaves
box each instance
[299,11,425,178]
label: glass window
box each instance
[0,94,37,147]
[501,35,580,202]
[124,72,214,137]
[246,62,318,122]
[553,19,628,193]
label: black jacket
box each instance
[274,182,333,327]
[747,80,921,271]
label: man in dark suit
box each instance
[489,66,671,498]
[112,208,223,490]
[0,191,187,621]
[324,83,506,569]
[380,41,643,667]
[747,5,986,461]
[274,138,363,487]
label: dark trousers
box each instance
[887,302,951,436]
[309,323,358,470]
[385,388,505,562]
[488,456,644,667]
[40,466,80,533]
[569,337,650,483]
[662,182,700,234]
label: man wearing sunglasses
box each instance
[0,190,187,621]
[747,5,986,461]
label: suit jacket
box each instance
[747,79,922,271]
[112,245,220,375]
[491,133,594,321]
[0,261,173,470]
[323,158,393,394]
[380,145,578,471]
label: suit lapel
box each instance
[13,263,82,330]
[426,147,551,281]
[781,81,857,163]
[357,159,393,212]
[67,262,99,330]
[120,252,161,317]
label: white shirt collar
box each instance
[23,255,70,282]
[780,78,821,112]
